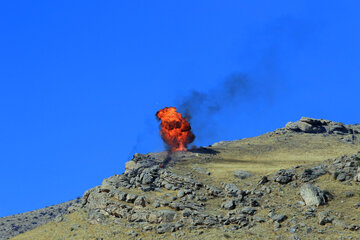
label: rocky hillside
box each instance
[7,117,360,240]
[0,199,81,240]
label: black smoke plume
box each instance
[176,73,254,145]
[178,73,251,120]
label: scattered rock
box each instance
[301,166,327,182]
[113,190,127,201]
[345,191,354,198]
[54,215,63,223]
[333,219,346,229]
[234,170,252,179]
[169,202,185,211]
[328,154,359,182]
[241,207,256,216]
[134,196,146,207]
[177,190,185,198]
[224,184,242,197]
[255,216,266,223]
[274,221,281,228]
[304,207,316,218]
[354,171,360,182]
[318,211,333,225]
[258,176,269,185]
[273,169,296,184]
[126,194,138,203]
[158,210,177,222]
[87,209,106,224]
[272,214,287,223]
[143,226,153,231]
[156,223,175,234]
[182,209,192,218]
[221,200,236,210]
[347,224,360,231]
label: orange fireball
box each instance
[156,107,195,152]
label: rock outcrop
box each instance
[79,147,360,237]
[285,117,360,135]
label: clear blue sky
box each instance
[1,1,360,217]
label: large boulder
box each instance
[300,183,332,207]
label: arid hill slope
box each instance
[9,117,360,240]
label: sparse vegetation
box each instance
[9,118,360,240]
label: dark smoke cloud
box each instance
[178,74,252,119]
[176,73,255,145]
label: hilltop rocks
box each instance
[285,117,360,135]
[285,117,326,133]
[300,183,332,207]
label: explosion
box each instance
[156,107,195,152]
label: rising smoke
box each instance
[178,73,252,120]
[176,73,254,146]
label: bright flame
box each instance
[156,107,195,152]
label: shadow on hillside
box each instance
[188,147,220,155]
